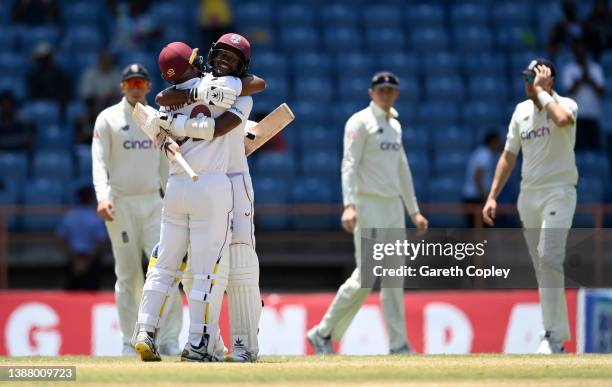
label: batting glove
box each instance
[154,113,172,132]
[189,82,237,109]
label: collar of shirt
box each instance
[121,97,133,114]
[370,101,398,120]
[121,97,148,114]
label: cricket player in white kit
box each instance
[133,39,257,362]
[483,59,578,354]
[153,34,265,362]
[92,64,183,356]
[307,72,428,354]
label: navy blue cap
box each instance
[522,58,556,78]
[121,63,150,81]
[371,71,399,89]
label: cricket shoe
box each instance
[306,326,335,355]
[134,331,161,362]
[225,338,257,363]
[390,344,415,355]
[536,331,564,354]
[159,341,181,356]
[181,339,222,362]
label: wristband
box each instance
[170,115,188,137]
[184,116,215,141]
[537,91,554,108]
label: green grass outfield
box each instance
[0,355,611,386]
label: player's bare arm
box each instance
[533,65,575,127]
[240,74,266,95]
[211,111,243,137]
[155,75,266,107]
[483,150,517,226]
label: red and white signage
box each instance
[0,290,577,356]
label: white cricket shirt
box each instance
[505,92,579,190]
[342,101,420,214]
[226,95,252,174]
[170,74,251,176]
[92,97,168,202]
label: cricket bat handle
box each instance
[175,153,199,181]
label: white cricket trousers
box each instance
[105,192,182,347]
[517,185,576,342]
[140,173,232,348]
[318,194,409,352]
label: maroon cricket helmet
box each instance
[206,33,251,77]
[158,41,202,83]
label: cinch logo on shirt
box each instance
[380,142,401,151]
[123,139,153,149]
[521,126,550,140]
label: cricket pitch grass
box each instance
[1,355,611,386]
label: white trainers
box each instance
[181,338,222,362]
[134,331,162,362]
[159,341,181,356]
[306,326,335,355]
[536,331,564,354]
[226,347,256,362]
[226,337,257,362]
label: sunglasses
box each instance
[523,73,535,84]
[123,78,150,89]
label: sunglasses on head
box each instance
[523,73,535,84]
[123,78,150,89]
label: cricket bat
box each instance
[244,103,295,156]
[132,102,198,181]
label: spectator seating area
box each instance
[0,0,610,231]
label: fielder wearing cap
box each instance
[306,70,428,355]
[483,58,578,354]
[121,63,151,81]
[371,71,400,89]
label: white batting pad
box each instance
[227,244,262,355]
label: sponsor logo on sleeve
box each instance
[345,129,358,143]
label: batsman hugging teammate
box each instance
[133,34,265,362]
[483,59,579,354]
[153,33,266,362]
